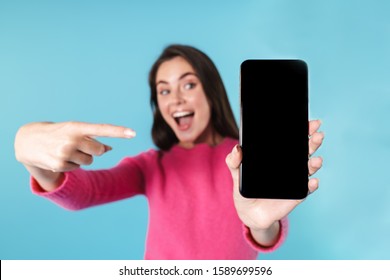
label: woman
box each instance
[14,44,324,259]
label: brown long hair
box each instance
[149,44,238,150]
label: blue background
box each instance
[1,0,389,260]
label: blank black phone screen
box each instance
[239,59,309,199]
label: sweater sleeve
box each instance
[31,156,146,211]
[242,216,289,253]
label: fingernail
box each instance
[104,145,112,152]
[124,129,136,138]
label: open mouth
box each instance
[172,111,195,127]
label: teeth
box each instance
[173,111,192,118]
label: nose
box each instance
[169,86,185,105]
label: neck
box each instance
[178,130,223,149]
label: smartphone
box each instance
[239,59,309,199]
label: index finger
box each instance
[80,123,136,139]
[309,119,322,136]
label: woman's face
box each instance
[156,56,215,148]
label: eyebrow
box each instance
[156,72,198,86]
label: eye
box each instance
[159,89,170,95]
[184,82,196,90]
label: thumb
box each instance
[226,144,242,180]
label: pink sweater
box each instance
[31,137,288,259]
